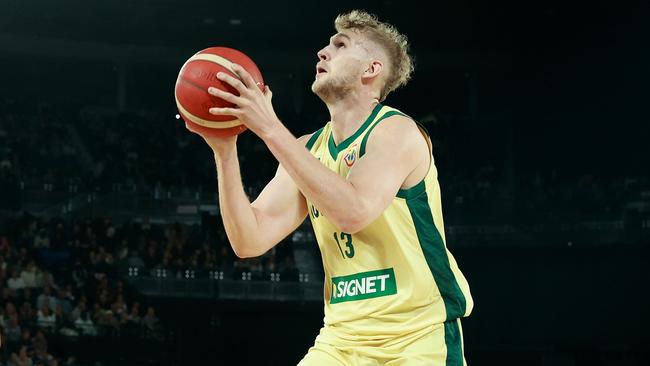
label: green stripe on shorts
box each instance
[444,319,463,366]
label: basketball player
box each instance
[188,10,473,365]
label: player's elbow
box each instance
[232,247,261,259]
[335,215,367,235]
[230,241,264,259]
[332,203,371,234]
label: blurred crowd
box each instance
[0,209,302,362]
[0,212,210,365]
[2,99,648,229]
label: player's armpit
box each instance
[342,115,430,233]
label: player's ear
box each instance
[362,60,383,80]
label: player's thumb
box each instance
[264,85,273,100]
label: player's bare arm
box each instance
[264,114,429,234]
[197,132,310,257]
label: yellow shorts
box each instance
[298,319,467,366]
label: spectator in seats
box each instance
[9,345,33,366]
[60,285,75,306]
[69,300,86,323]
[142,306,159,332]
[116,239,129,262]
[114,279,125,298]
[143,241,159,269]
[0,305,5,328]
[5,302,18,325]
[20,261,39,288]
[95,252,114,278]
[70,260,87,290]
[33,228,50,249]
[17,247,30,263]
[5,314,22,343]
[126,302,141,326]
[53,304,68,330]
[32,266,44,288]
[91,303,103,324]
[97,309,120,333]
[0,254,7,273]
[18,327,33,352]
[32,330,49,361]
[19,302,35,327]
[33,349,54,366]
[74,310,96,336]
[54,290,71,315]
[95,289,110,311]
[111,294,127,319]
[40,271,58,292]
[8,268,26,291]
[36,305,55,331]
[36,287,56,312]
[3,286,15,303]
[50,222,66,250]
[22,287,34,306]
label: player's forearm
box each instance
[261,125,366,233]
[214,150,269,258]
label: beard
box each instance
[311,67,362,102]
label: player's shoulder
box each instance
[375,105,419,131]
[368,107,425,149]
[300,125,329,148]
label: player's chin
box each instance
[310,80,321,94]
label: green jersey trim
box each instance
[396,180,426,199]
[358,110,407,157]
[406,191,467,321]
[305,127,325,151]
[327,103,383,160]
[444,319,464,366]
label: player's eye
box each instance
[336,42,345,48]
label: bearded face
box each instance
[311,60,364,101]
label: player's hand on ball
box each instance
[207,63,280,138]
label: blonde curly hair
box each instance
[335,10,414,101]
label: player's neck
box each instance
[327,96,380,145]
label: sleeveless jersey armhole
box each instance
[358,110,407,157]
[396,121,434,199]
[355,110,434,200]
[305,127,325,151]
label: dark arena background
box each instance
[0,1,648,365]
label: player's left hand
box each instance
[207,64,281,139]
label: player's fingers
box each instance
[264,85,273,101]
[216,72,247,95]
[208,107,241,116]
[208,87,245,105]
[232,63,259,91]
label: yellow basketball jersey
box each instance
[304,104,473,346]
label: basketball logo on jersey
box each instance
[343,143,358,167]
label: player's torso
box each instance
[305,104,473,345]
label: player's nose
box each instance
[317,48,329,61]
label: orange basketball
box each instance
[174,47,265,137]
